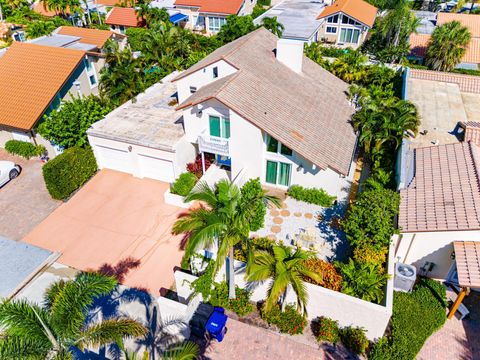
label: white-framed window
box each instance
[341,15,360,26]
[339,28,361,44]
[327,14,339,23]
[266,135,293,156]
[326,26,337,34]
[84,57,98,88]
[208,16,227,32]
[213,66,218,78]
[265,160,291,187]
[89,75,97,86]
[209,115,230,139]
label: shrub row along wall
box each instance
[174,244,394,340]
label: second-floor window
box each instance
[326,26,337,34]
[327,15,339,23]
[208,17,227,32]
[266,135,292,156]
[209,115,230,139]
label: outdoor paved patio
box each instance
[0,149,60,240]
[253,198,349,262]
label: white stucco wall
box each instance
[176,60,238,103]
[395,230,480,279]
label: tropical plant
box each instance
[0,272,147,359]
[43,0,80,17]
[261,16,284,37]
[340,326,369,355]
[259,304,307,335]
[136,5,169,28]
[339,259,389,303]
[328,50,368,83]
[25,17,68,39]
[170,172,198,197]
[239,178,270,231]
[302,259,343,291]
[246,244,321,314]
[172,179,280,299]
[312,316,340,344]
[38,95,112,149]
[425,21,471,71]
[216,15,257,44]
[353,244,388,271]
[234,236,275,262]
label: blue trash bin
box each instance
[205,307,228,342]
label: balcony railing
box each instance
[198,131,230,157]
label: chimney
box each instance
[276,39,304,73]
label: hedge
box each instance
[171,172,197,196]
[369,278,447,359]
[5,140,45,159]
[287,185,336,207]
[42,147,97,200]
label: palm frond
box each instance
[162,341,199,360]
[0,334,51,359]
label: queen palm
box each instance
[172,179,279,299]
[262,16,285,37]
[425,21,471,71]
[246,244,321,315]
[0,272,147,359]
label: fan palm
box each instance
[246,244,321,315]
[172,179,279,299]
[425,21,471,71]
[262,16,285,37]
[0,272,147,359]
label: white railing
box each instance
[198,131,230,157]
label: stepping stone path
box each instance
[273,217,283,224]
[281,202,288,209]
[270,209,280,217]
[294,212,302,217]
[271,225,281,234]
[280,210,290,217]
[304,213,313,219]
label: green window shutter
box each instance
[266,161,278,184]
[266,135,278,153]
[209,116,221,137]
[278,162,291,186]
[222,118,231,139]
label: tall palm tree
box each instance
[172,179,279,299]
[0,272,147,359]
[329,51,368,83]
[262,16,285,38]
[425,21,471,71]
[246,244,321,315]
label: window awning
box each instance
[170,13,188,24]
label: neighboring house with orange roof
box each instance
[408,12,480,69]
[174,0,257,35]
[32,1,73,17]
[105,7,145,34]
[54,26,127,51]
[316,0,377,48]
[0,42,103,155]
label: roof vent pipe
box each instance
[276,39,304,74]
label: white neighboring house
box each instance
[87,72,196,183]
[395,134,480,281]
[173,28,358,200]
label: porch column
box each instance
[201,152,206,175]
[448,287,468,319]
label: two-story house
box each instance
[173,28,358,198]
[174,0,257,35]
[0,42,104,156]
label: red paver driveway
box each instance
[24,169,186,294]
[0,150,60,240]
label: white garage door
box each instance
[138,154,175,182]
[95,145,134,174]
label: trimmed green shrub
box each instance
[240,178,268,231]
[340,326,369,355]
[260,304,307,335]
[312,317,340,344]
[209,282,254,317]
[287,185,336,207]
[42,147,97,200]
[171,172,197,196]
[353,245,388,272]
[370,278,447,360]
[342,187,400,250]
[234,236,275,262]
[5,140,45,159]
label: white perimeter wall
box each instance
[182,98,353,199]
[395,230,480,279]
[174,244,394,340]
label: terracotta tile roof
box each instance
[453,241,480,287]
[464,121,480,146]
[56,26,119,49]
[437,13,480,38]
[176,29,357,175]
[317,0,377,28]
[0,42,85,130]
[96,0,120,6]
[409,68,480,94]
[399,142,480,233]
[409,34,480,64]
[105,7,144,27]
[32,1,71,17]
[174,0,244,14]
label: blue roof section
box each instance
[170,13,188,24]
[0,236,55,298]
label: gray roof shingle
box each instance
[176,28,357,175]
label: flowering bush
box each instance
[187,154,213,179]
[302,259,343,291]
[312,317,340,344]
[260,304,307,335]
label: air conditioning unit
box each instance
[394,263,416,293]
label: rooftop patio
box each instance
[253,197,350,262]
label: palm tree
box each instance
[329,51,368,83]
[246,244,321,315]
[0,272,147,359]
[262,16,285,37]
[172,179,279,299]
[425,21,471,71]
